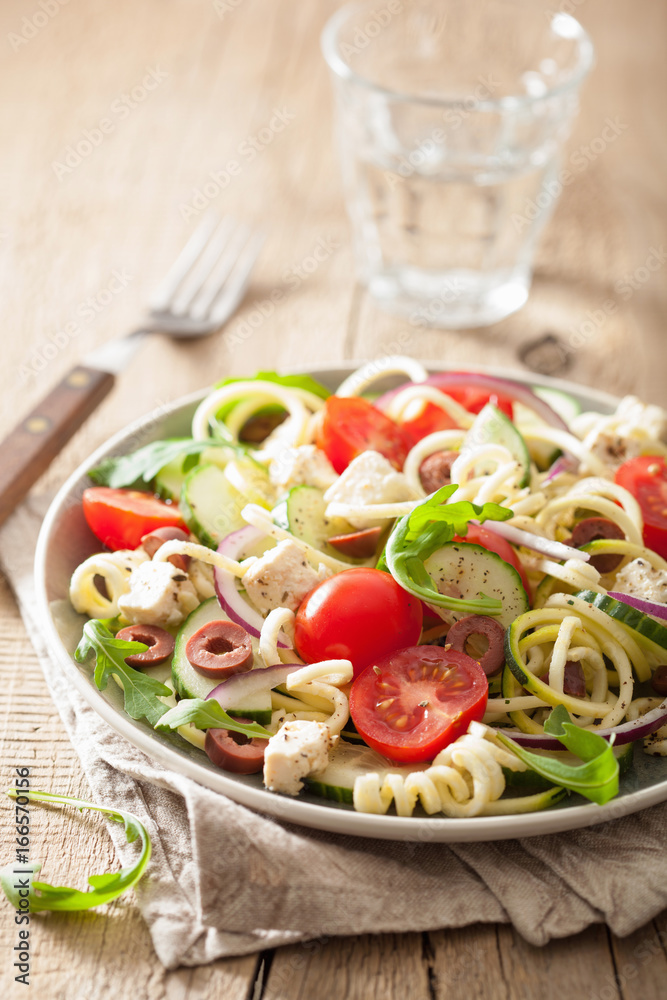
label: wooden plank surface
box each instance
[0,0,665,997]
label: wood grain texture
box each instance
[264,933,433,1000]
[0,0,665,997]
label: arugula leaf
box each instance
[405,489,511,540]
[1,789,150,912]
[543,704,620,766]
[88,438,226,489]
[75,620,171,726]
[384,487,513,616]
[98,615,123,635]
[214,370,330,400]
[494,707,619,805]
[155,698,272,739]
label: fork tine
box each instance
[168,216,238,316]
[207,231,265,327]
[148,211,220,312]
[188,223,253,320]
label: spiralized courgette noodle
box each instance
[69,356,667,814]
[353,723,527,818]
[70,549,148,618]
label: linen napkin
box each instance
[3,497,667,970]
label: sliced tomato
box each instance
[349,646,488,763]
[455,524,531,600]
[615,456,667,559]
[294,568,423,678]
[316,396,411,473]
[399,401,459,448]
[388,379,514,448]
[426,376,514,419]
[82,487,186,551]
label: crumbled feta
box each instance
[613,558,667,605]
[189,559,216,600]
[572,396,667,471]
[588,431,644,470]
[263,720,333,795]
[118,560,199,627]
[644,729,667,756]
[269,444,338,492]
[241,539,330,615]
[323,450,415,528]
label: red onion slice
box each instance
[608,592,667,622]
[206,664,301,707]
[375,373,570,431]
[214,525,288,645]
[502,700,667,749]
[544,454,579,482]
[476,519,590,563]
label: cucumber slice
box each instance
[304,740,427,804]
[464,402,531,487]
[423,542,529,629]
[154,455,188,501]
[513,388,580,471]
[199,445,236,469]
[533,386,582,425]
[615,740,635,776]
[172,598,272,722]
[575,590,667,651]
[180,463,247,549]
[512,402,561,471]
[224,457,274,508]
[274,485,369,563]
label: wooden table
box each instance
[1,0,666,996]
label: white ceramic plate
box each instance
[35,363,667,842]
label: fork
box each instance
[0,213,263,527]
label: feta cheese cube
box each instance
[323,450,415,528]
[612,558,667,605]
[118,560,199,627]
[241,539,330,615]
[269,444,338,492]
[263,720,333,795]
[572,396,667,471]
[615,396,667,442]
[588,430,644,470]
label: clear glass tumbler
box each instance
[322,0,594,328]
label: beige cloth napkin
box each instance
[3,499,667,970]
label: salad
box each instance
[68,359,667,820]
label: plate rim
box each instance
[34,361,665,842]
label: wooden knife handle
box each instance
[0,365,115,527]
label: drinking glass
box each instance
[321,0,594,328]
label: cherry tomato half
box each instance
[82,487,187,551]
[349,645,488,763]
[294,568,423,678]
[455,524,531,600]
[615,456,667,559]
[316,396,411,474]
